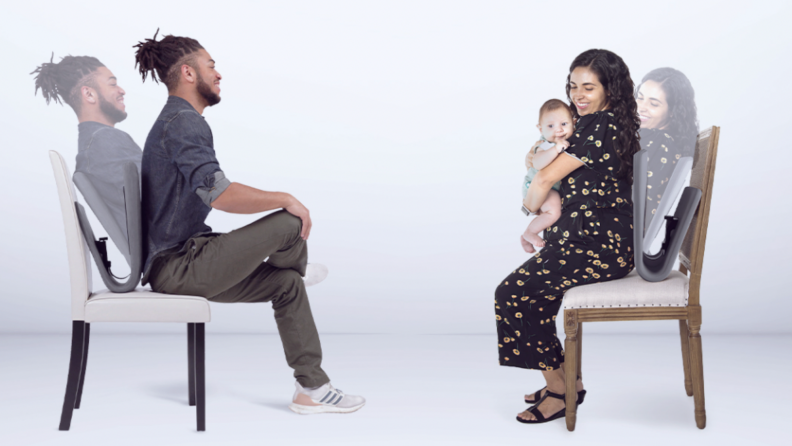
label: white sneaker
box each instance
[289,381,365,414]
[302,263,328,287]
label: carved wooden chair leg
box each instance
[679,320,693,397]
[188,323,196,406]
[564,310,579,431]
[576,323,582,380]
[59,321,86,431]
[688,306,706,429]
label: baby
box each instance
[521,99,575,253]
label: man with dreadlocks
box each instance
[32,54,141,237]
[134,30,365,415]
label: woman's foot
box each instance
[524,377,584,403]
[517,387,566,422]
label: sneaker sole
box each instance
[288,402,365,415]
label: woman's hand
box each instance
[555,139,570,153]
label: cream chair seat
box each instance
[563,269,689,309]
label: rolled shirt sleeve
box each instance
[166,111,231,208]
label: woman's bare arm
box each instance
[522,153,584,212]
[532,147,560,170]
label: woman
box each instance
[636,68,699,230]
[495,49,641,424]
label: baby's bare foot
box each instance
[520,236,536,253]
[523,232,545,248]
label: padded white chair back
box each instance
[50,150,91,320]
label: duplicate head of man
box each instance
[133,29,221,113]
[31,54,127,125]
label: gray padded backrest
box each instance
[633,150,701,282]
[642,156,693,252]
[73,172,131,264]
[73,162,142,292]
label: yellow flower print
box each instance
[603,153,610,159]
[598,190,605,196]
[559,260,566,265]
[496,315,502,320]
[513,349,520,355]
[585,267,594,273]
[607,230,613,237]
[585,211,592,217]
[588,135,594,140]
[515,330,521,337]
[581,157,589,163]
[498,344,503,348]
[537,348,544,354]
[615,234,621,241]
[592,273,600,279]
[576,249,583,253]
[516,280,524,286]
[546,366,554,371]
[552,315,557,321]
[582,189,589,195]
[503,337,510,343]
[586,250,594,256]
[540,320,544,324]
[568,177,575,184]
[595,140,602,147]
[648,171,653,177]
[661,157,667,164]
[539,307,544,312]
[571,212,578,218]
[617,257,624,263]
[539,362,546,368]
[515,313,523,318]
[526,342,531,346]
[616,197,623,203]
[580,205,587,209]
[518,268,525,273]
[563,231,570,238]
[593,260,601,266]
[564,280,572,285]
[601,263,609,269]
[511,338,515,342]
[521,296,529,301]
[505,357,509,361]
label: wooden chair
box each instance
[561,126,720,431]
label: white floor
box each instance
[0,333,789,446]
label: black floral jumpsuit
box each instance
[495,110,636,371]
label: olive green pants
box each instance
[147,210,329,388]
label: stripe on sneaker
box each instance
[319,391,333,403]
[332,394,344,405]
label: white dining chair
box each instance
[49,150,211,431]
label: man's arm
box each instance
[211,182,312,240]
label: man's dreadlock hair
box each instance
[133,29,204,91]
[31,53,105,113]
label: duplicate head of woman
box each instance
[565,49,641,184]
[636,67,699,153]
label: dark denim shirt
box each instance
[141,96,230,282]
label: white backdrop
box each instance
[1,0,790,335]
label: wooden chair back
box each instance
[678,126,720,306]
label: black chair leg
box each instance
[195,323,206,431]
[74,323,90,409]
[59,321,85,431]
[188,323,196,406]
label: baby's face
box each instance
[537,109,574,143]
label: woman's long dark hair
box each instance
[133,29,204,91]
[31,53,105,112]
[638,68,699,155]
[565,49,641,184]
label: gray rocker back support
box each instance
[73,162,142,292]
[632,150,701,282]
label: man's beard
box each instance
[196,71,221,107]
[98,93,128,124]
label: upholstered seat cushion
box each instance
[84,289,211,323]
[562,269,689,310]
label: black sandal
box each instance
[524,376,586,405]
[516,390,567,424]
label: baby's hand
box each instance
[555,139,570,153]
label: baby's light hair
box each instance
[538,99,573,122]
